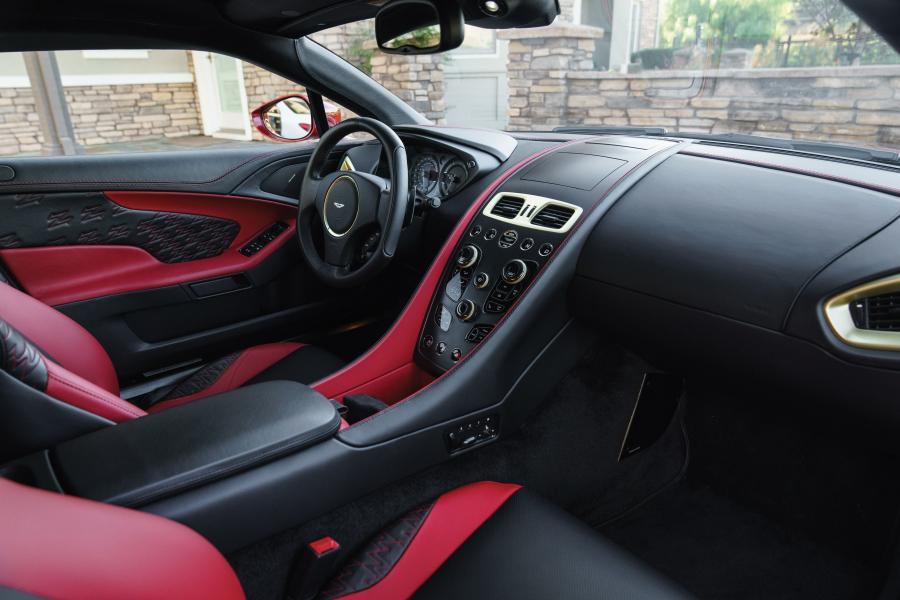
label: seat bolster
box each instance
[45,360,146,423]
[0,479,244,600]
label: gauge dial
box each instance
[440,159,469,197]
[412,155,441,196]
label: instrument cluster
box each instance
[410,148,473,202]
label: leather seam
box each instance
[48,372,143,418]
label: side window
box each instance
[0,50,346,157]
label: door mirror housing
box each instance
[251,94,342,142]
[375,0,464,55]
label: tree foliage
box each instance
[661,0,790,48]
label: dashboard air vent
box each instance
[490,195,525,219]
[531,204,576,229]
[854,293,900,331]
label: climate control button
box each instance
[501,259,528,285]
[455,299,478,321]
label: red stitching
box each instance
[48,372,144,417]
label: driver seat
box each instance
[0,280,346,423]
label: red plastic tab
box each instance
[309,537,340,557]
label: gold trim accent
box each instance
[824,273,900,350]
[322,175,359,238]
[482,192,583,233]
[340,156,355,172]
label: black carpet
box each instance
[228,342,689,600]
[593,378,900,600]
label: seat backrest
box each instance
[0,282,119,394]
[0,478,245,600]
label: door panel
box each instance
[0,145,368,384]
[0,191,297,305]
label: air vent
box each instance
[853,293,900,331]
[490,195,525,219]
[531,204,576,229]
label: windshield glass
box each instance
[315,0,900,153]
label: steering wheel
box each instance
[298,117,408,288]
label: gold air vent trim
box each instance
[824,273,900,351]
[482,192,583,233]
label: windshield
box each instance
[316,0,900,153]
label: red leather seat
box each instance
[0,281,345,423]
[0,479,691,600]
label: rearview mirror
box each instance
[375,0,464,55]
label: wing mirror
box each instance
[375,0,465,55]
[250,94,342,142]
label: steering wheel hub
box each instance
[323,175,360,237]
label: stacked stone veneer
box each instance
[0,81,202,155]
[501,24,900,148]
[370,52,445,123]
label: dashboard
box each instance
[408,148,473,202]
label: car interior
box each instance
[2,0,900,598]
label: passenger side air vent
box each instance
[852,293,900,331]
[531,204,576,229]
[490,195,525,219]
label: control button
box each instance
[538,243,554,257]
[445,274,463,302]
[436,341,447,355]
[501,259,528,285]
[423,335,434,349]
[470,224,482,237]
[484,228,498,241]
[465,324,494,343]
[456,244,480,269]
[455,299,478,322]
[520,237,535,251]
[451,348,462,362]
[473,272,490,289]
[437,305,452,332]
[484,300,507,314]
[498,229,518,249]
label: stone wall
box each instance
[370,53,445,123]
[502,25,900,148]
[0,81,202,155]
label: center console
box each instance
[417,191,583,373]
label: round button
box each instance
[451,348,462,362]
[520,238,535,251]
[455,299,478,321]
[470,224,482,237]
[456,244,480,269]
[484,228,498,241]
[473,272,490,289]
[501,259,528,285]
[538,243,554,257]
[423,335,434,349]
[436,341,447,355]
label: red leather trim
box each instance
[45,360,145,422]
[1,192,297,306]
[334,481,521,599]
[0,282,119,394]
[148,342,303,413]
[0,479,244,600]
[310,536,341,556]
[310,145,564,403]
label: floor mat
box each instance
[590,378,900,600]
[601,481,879,600]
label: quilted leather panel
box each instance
[158,352,241,403]
[0,192,239,264]
[0,318,48,391]
[319,503,434,599]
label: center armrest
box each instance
[52,380,340,507]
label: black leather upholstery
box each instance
[51,381,341,507]
[413,489,693,600]
[247,345,347,387]
[0,319,47,391]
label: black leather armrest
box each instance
[51,381,340,507]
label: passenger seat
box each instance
[0,479,692,599]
